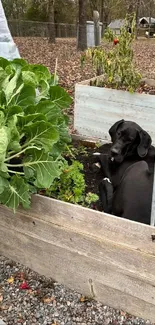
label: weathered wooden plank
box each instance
[17,195,155,256]
[76,84,155,108]
[1,222,155,322]
[74,84,155,142]
[1,206,155,287]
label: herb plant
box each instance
[45,160,99,207]
[0,57,72,211]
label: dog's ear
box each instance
[137,129,152,157]
[109,119,124,140]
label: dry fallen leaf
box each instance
[0,294,3,302]
[14,272,26,281]
[80,296,90,302]
[42,296,55,304]
[0,304,8,310]
[7,276,14,284]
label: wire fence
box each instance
[8,20,77,38]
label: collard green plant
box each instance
[82,14,141,92]
[0,57,72,211]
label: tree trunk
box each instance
[77,0,87,51]
[101,0,104,36]
[135,0,140,38]
[148,0,154,38]
[48,0,55,43]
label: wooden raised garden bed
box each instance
[1,77,155,322]
[74,77,155,143]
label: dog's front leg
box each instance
[92,153,112,180]
[99,178,113,213]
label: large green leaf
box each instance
[7,116,21,152]
[23,150,63,188]
[0,175,31,211]
[12,58,28,67]
[0,126,9,162]
[0,57,9,69]
[36,79,50,101]
[0,111,5,127]
[23,64,51,82]
[6,105,23,118]
[24,121,59,152]
[3,69,21,104]
[0,175,9,193]
[49,85,72,109]
[0,68,8,87]
[22,71,38,88]
[18,113,47,129]
[25,100,61,122]
[14,85,36,108]
[0,90,6,106]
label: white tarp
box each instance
[0,0,20,59]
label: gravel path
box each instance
[0,256,153,325]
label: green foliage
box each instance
[25,0,48,21]
[0,57,72,211]
[46,160,99,207]
[85,192,99,207]
[64,144,89,159]
[83,14,142,92]
[104,27,114,42]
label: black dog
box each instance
[93,119,155,224]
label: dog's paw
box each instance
[91,162,101,173]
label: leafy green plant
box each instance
[0,57,72,211]
[84,192,99,207]
[64,143,89,159]
[45,160,98,207]
[82,14,141,92]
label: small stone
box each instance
[0,320,7,325]
[35,313,42,319]
[8,306,12,312]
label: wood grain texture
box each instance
[74,84,155,143]
[1,195,155,321]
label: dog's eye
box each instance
[117,131,121,136]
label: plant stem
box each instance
[8,169,25,175]
[66,145,76,159]
[6,163,24,167]
[54,58,58,84]
[5,146,37,162]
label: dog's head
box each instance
[109,119,152,163]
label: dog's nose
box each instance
[111,147,120,155]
